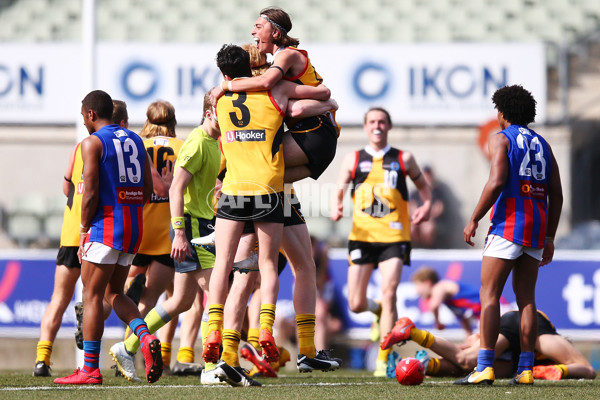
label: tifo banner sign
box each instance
[0,43,546,126]
[0,250,595,339]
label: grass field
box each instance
[1,369,599,400]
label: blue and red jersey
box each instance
[88,124,146,254]
[489,124,552,249]
[446,282,481,319]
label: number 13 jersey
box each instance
[88,124,147,254]
[489,125,552,248]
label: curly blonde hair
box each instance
[140,100,177,138]
[242,43,270,77]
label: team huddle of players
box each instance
[33,6,590,388]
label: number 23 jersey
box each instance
[88,125,147,254]
[489,125,552,248]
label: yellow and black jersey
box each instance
[138,136,183,255]
[349,146,411,243]
[60,143,84,247]
[280,47,323,87]
[217,85,285,195]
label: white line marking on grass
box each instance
[1,382,392,391]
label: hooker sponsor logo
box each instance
[117,187,144,204]
[225,129,266,143]
[520,180,547,200]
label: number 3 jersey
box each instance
[349,146,411,243]
[217,87,285,195]
[489,124,552,248]
[88,124,147,253]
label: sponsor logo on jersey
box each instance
[117,187,144,204]
[153,138,170,146]
[114,129,128,138]
[520,180,547,200]
[225,129,266,143]
[388,161,401,171]
[359,161,372,173]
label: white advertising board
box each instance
[0,43,546,126]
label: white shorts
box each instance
[82,241,135,266]
[482,234,543,261]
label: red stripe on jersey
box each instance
[133,206,144,253]
[537,201,547,248]
[122,206,131,252]
[398,150,407,178]
[504,198,516,241]
[102,206,114,248]
[351,151,359,180]
[523,199,533,247]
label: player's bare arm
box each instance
[79,135,102,260]
[331,152,355,221]
[168,166,193,263]
[403,151,431,225]
[287,98,338,119]
[541,146,563,266]
[463,133,509,246]
[142,152,154,204]
[62,144,79,196]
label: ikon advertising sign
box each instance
[0,43,545,126]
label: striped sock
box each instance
[427,357,441,375]
[82,340,101,373]
[296,314,316,358]
[410,327,435,348]
[222,329,241,367]
[207,304,224,333]
[259,304,276,333]
[247,327,260,352]
[161,342,172,367]
[129,318,151,348]
[125,305,172,354]
[36,340,53,366]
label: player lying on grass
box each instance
[381,311,596,380]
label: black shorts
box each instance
[240,192,305,234]
[56,246,81,269]
[217,192,284,224]
[348,240,411,266]
[500,310,558,369]
[132,253,175,269]
[289,114,338,180]
[170,215,216,273]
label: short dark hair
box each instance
[112,100,128,125]
[492,85,536,126]
[82,90,113,120]
[216,44,252,79]
[364,107,392,126]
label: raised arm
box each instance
[287,98,338,119]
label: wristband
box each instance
[171,217,185,229]
[79,223,89,234]
[228,81,233,91]
[64,176,72,183]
